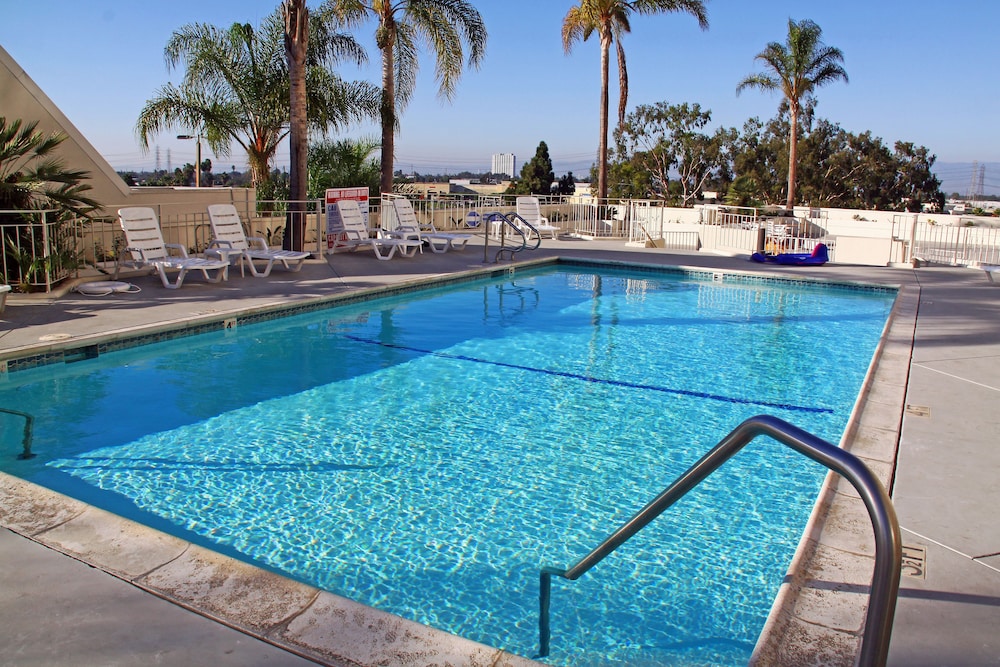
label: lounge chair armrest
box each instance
[165,242,189,258]
[247,236,269,251]
[206,240,234,249]
[124,246,147,261]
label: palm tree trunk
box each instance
[597,33,611,201]
[284,0,309,251]
[786,107,798,211]
[379,37,396,196]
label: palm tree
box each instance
[136,9,379,189]
[323,0,487,195]
[562,0,708,201]
[283,0,310,251]
[0,117,99,218]
[307,136,381,196]
[1,117,100,289]
[736,18,848,210]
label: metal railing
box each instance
[1,209,86,292]
[18,201,328,291]
[891,216,1000,266]
[487,212,541,263]
[537,414,901,667]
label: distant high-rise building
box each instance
[491,152,516,179]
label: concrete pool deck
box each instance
[0,237,997,666]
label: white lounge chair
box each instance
[515,197,560,240]
[205,204,309,277]
[391,198,471,252]
[334,199,421,260]
[118,207,229,289]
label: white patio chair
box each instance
[205,204,309,277]
[118,207,229,289]
[515,197,560,239]
[334,199,421,260]
[391,198,471,252]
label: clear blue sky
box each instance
[2,0,998,194]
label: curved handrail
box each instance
[0,407,35,460]
[505,212,543,250]
[486,212,541,263]
[538,414,901,667]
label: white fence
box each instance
[891,215,1000,266]
[13,197,997,293]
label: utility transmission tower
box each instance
[967,161,979,200]
[155,146,161,172]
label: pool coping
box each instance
[0,257,911,666]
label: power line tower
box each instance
[166,148,172,173]
[155,146,161,173]
[975,165,985,202]
[967,161,979,200]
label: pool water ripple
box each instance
[0,268,895,666]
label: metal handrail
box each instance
[0,407,35,460]
[538,414,901,667]
[486,212,542,263]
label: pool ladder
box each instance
[537,414,901,667]
[0,407,35,459]
[484,212,541,263]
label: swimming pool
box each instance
[0,264,896,665]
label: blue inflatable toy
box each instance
[750,243,829,265]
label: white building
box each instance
[491,153,516,179]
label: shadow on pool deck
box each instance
[1,237,998,666]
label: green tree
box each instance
[307,136,381,197]
[599,156,651,199]
[508,141,555,195]
[562,0,708,201]
[557,172,577,195]
[893,141,943,212]
[730,115,787,205]
[136,9,378,189]
[736,18,848,210]
[613,102,734,205]
[0,117,99,290]
[325,0,487,195]
[0,117,99,219]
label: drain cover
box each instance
[39,333,73,342]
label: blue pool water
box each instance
[0,265,896,666]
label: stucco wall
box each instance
[1,45,246,217]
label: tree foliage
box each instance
[737,18,848,209]
[0,117,98,219]
[507,141,555,195]
[307,136,381,197]
[562,0,708,200]
[136,8,379,188]
[324,0,487,195]
[605,102,943,211]
[612,102,735,205]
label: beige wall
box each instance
[1,45,249,217]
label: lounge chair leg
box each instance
[371,243,396,260]
[247,258,275,278]
[157,265,185,289]
[201,266,227,283]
